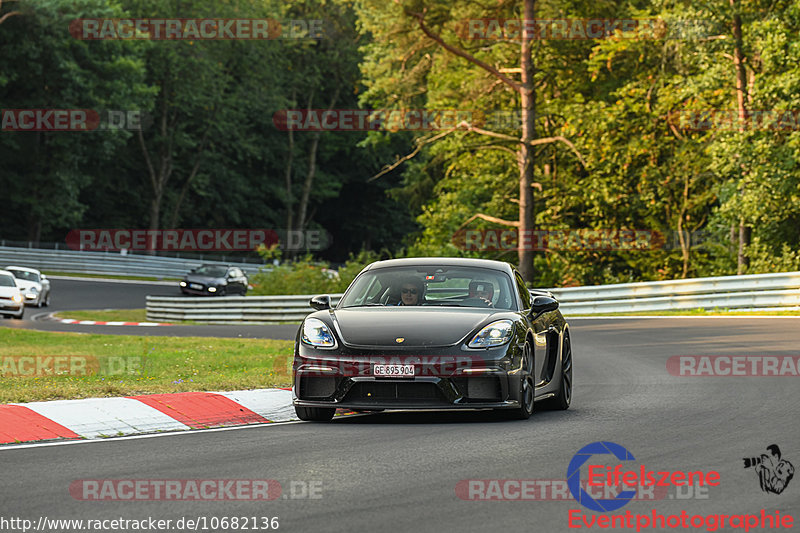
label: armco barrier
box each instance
[146,271,800,323]
[146,295,343,324]
[0,246,262,279]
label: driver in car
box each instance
[468,280,494,307]
[397,277,425,306]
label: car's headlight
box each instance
[179,281,187,287]
[468,320,514,348]
[302,318,336,347]
[11,294,23,304]
[208,287,217,293]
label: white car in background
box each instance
[5,266,51,307]
[0,269,25,319]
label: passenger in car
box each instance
[468,280,494,306]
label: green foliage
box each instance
[4,0,800,286]
[250,246,384,295]
[357,0,800,285]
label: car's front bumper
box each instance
[293,348,521,410]
[180,284,222,296]
[294,399,519,410]
[21,292,41,305]
[0,299,24,315]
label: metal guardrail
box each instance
[0,246,263,279]
[548,271,800,315]
[147,295,342,324]
[145,271,800,324]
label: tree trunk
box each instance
[285,122,295,234]
[296,88,340,240]
[678,175,690,278]
[138,89,174,255]
[296,131,321,234]
[26,215,42,246]
[737,219,750,274]
[517,0,536,283]
[284,88,297,238]
[731,0,751,274]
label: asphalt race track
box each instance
[2,316,799,533]
[11,277,298,340]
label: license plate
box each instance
[373,364,415,377]
[189,283,203,290]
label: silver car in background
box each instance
[5,266,51,307]
[0,269,25,319]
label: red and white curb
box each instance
[56,318,173,326]
[0,388,303,445]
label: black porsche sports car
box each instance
[292,257,572,421]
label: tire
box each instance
[541,332,572,411]
[295,405,336,422]
[500,341,535,420]
[14,308,24,320]
[44,292,50,307]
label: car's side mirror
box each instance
[40,274,46,280]
[530,295,559,316]
[310,295,332,311]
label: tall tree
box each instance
[0,0,151,243]
[356,0,585,281]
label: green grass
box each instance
[43,271,179,282]
[55,309,150,322]
[0,327,294,403]
[569,308,800,317]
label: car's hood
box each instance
[184,275,225,284]
[14,280,40,290]
[330,307,504,348]
[0,286,21,297]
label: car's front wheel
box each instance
[500,341,534,420]
[295,405,335,422]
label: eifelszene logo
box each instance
[567,441,638,512]
[567,441,721,512]
[743,445,795,495]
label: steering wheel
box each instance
[461,296,494,308]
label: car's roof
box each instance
[364,257,514,274]
[5,265,40,274]
[0,269,17,278]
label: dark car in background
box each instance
[179,264,249,296]
[292,257,572,421]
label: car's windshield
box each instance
[0,275,17,287]
[192,266,228,277]
[7,269,39,282]
[338,266,517,310]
